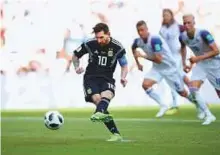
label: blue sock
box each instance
[96,97,110,113]
[145,88,167,107]
[104,111,120,134]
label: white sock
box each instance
[145,88,167,107]
[188,91,212,116]
[171,89,178,108]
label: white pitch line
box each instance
[1,117,219,123]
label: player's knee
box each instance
[188,80,203,90]
[101,90,114,100]
[142,80,153,90]
[91,94,101,105]
[183,76,190,86]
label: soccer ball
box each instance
[44,111,64,130]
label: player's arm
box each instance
[72,43,88,74]
[179,35,187,66]
[145,37,163,64]
[192,30,220,62]
[118,49,128,87]
[179,35,193,73]
[132,38,143,70]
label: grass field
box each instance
[1,105,220,155]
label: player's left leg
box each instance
[91,90,114,122]
[207,68,220,98]
[167,57,189,114]
[95,89,122,142]
[98,80,122,141]
[165,70,216,125]
[163,70,205,120]
[100,90,122,141]
[144,69,169,117]
[91,78,116,121]
[171,89,178,108]
[166,75,191,115]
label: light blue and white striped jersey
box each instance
[132,34,177,73]
[179,28,220,68]
[160,22,184,56]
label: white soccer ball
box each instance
[44,111,64,130]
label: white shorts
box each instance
[191,64,220,90]
[144,68,185,92]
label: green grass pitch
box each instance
[1,105,220,155]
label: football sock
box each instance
[145,88,167,107]
[96,97,110,113]
[187,88,212,116]
[104,111,120,134]
[171,89,178,108]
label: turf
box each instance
[1,105,220,155]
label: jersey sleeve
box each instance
[178,25,185,33]
[200,30,215,45]
[151,37,162,52]
[179,34,185,47]
[131,38,139,50]
[73,43,88,58]
[118,54,128,67]
[117,45,127,66]
[117,48,126,59]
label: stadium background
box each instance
[1,0,220,110]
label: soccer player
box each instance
[159,8,189,114]
[72,23,128,141]
[179,14,219,124]
[132,20,215,125]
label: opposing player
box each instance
[72,23,128,141]
[132,20,215,125]
[179,14,219,123]
[159,9,189,114]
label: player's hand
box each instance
[189,56,200,64]
[75,67,84,74]
[120,78,127,87]
[137,64,143,71]
[134,51,144,58]
[183,64,192,73]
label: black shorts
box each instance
[83,75,115,102]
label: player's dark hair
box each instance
[162,8,175,25]
[93,23,109,34]
[136,20,147,28]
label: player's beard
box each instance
[101,37,110,46]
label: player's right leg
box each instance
[90,90,114,123]
[91,79,122,141]
[189,65,216,125]
[83,76,111,122]
[166,66,215,125]
[165,89,179,115]
[166,74,190,115]
[188,80,216,125]
[206,67,220,98]
[143,69,169,117]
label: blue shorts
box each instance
[83,75,115,102]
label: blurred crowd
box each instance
[0,0,220,109]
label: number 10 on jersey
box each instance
[98,56,107,66]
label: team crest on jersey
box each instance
[87,88,92,94]
[206,34,213,41]
[108,50,113,57]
